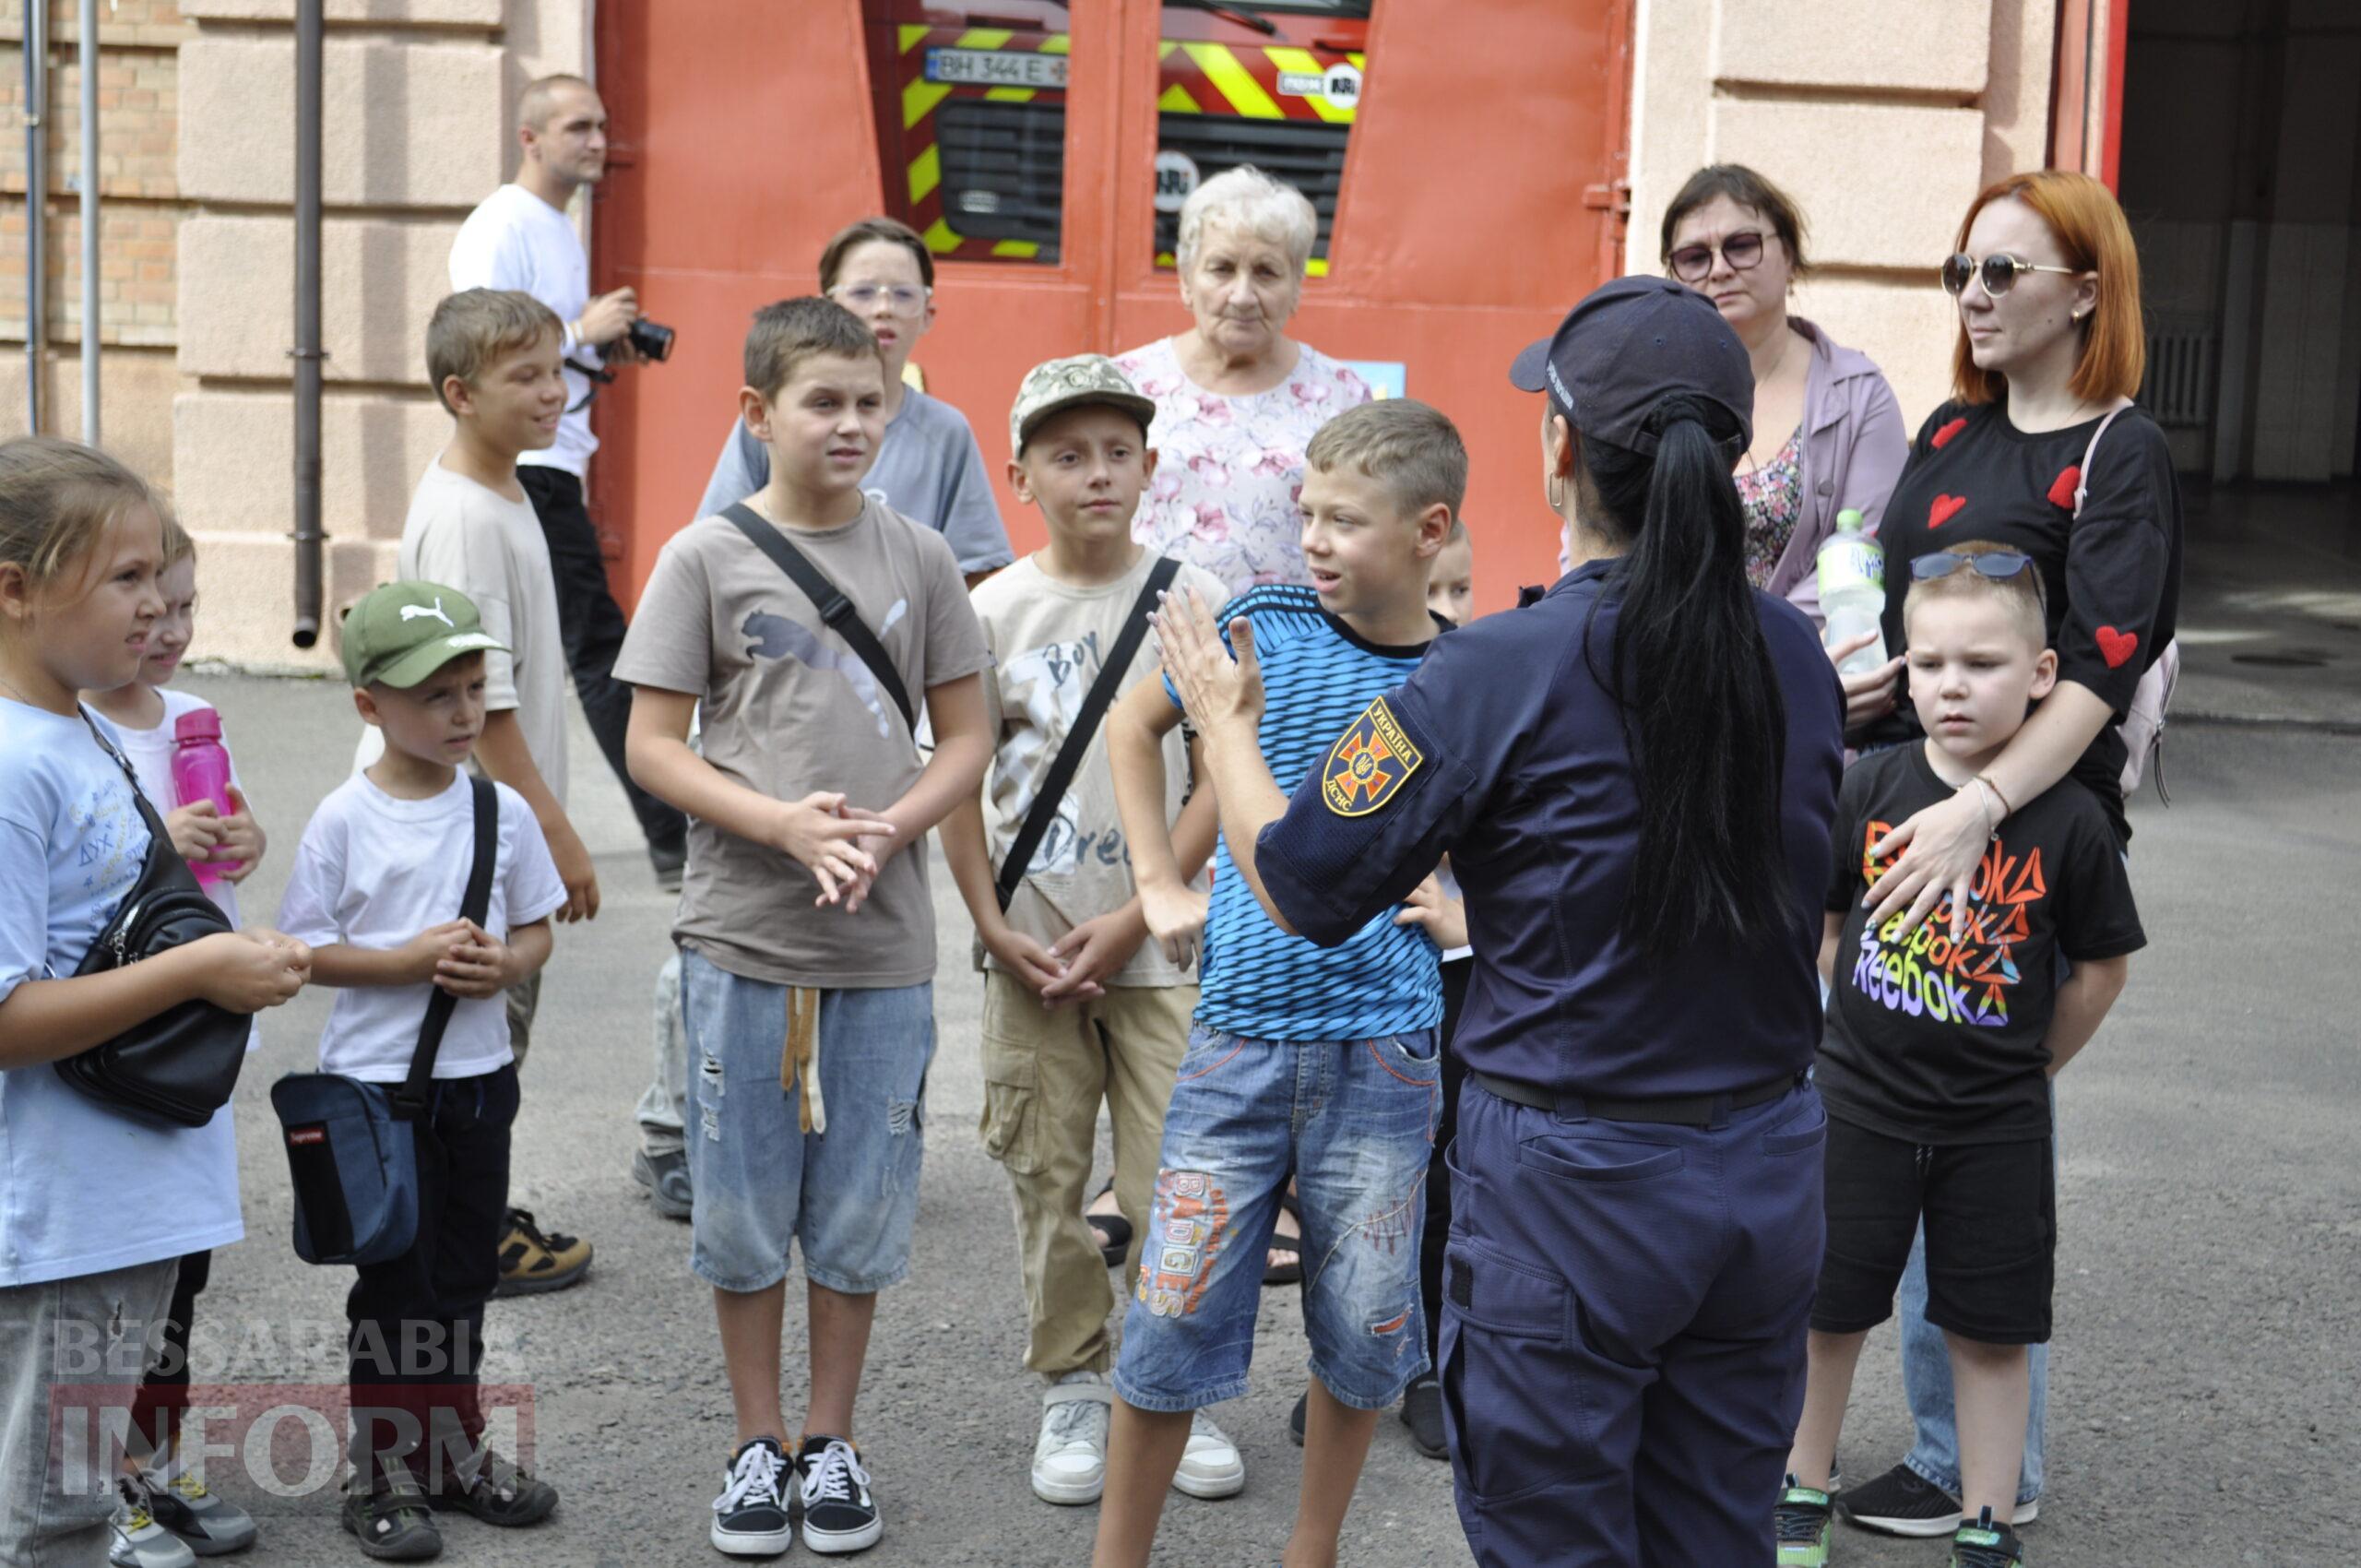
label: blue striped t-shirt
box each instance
[1169,586,1443,1040]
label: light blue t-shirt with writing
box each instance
[695,387,1015,574]
[0,702,243,1287]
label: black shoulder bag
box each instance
[724,502,915,733]
[54,711,247,1128]
[269,778,499,1266]
[994,556,1181,912]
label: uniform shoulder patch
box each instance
[1321,696,1423,817]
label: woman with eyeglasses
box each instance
[1829,169,2182,1543]
[694,216,1016,586]
[1662,166,1910,730]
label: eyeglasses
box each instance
[1940,253,2087,298]
[832,283,931,316]
[1667,231,1764,284]
[1911,549,2035,583]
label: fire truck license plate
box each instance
[924,49,1068,89]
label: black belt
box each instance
[1471,1069,1803,1128]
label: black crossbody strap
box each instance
[393,778,500,1120]
[995,555,1182,913]
[723,503,916,733]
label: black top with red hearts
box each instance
[1869,397,2182,845]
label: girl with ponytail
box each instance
[1150,276,1848,1565]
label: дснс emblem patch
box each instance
[1322,697,1422,817]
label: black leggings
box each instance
[130,1250,209,1454]
[1419,956,1473,1367]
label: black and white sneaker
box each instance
[797,1436,881,1555]
[1839,1463,2038,1538]
[710,1437,794,1558]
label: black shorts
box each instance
[1811,1115,2054,1345]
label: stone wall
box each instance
[1626,0,2057,432]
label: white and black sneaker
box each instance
[797,1436,881,1555]
[710,1436,795,1557]
[1839,1463,2038,1538]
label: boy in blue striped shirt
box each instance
[1096,399,1465,1567]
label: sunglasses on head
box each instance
[1667,231,1764,284]
[1940,253,2088,298]
[1911,548,2048,617]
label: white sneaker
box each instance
[1032,1371,1113,1505]
[109,1478,197,1568]
[1170,1408,1246,1500]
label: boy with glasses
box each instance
[1777,540,2143,1568]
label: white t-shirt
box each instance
[110,688,261,1051]
[277,772,566,1083]
[0,701,243,1287]
[447,183,599,476]
[356,462,570,806]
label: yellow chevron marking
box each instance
[1305,257,1329,278]
[898,24,929,54]
[908,145,940,205]
[903,77,953,129]
[1350,53,1365,67]
[922,218,961,254]
[1263,45,1353,123]
[954,28,1014,48]
[985,86,1037,101]
[991,240,1040,258]
[1157,82,1202,113]
[1183,42,1282,118]
[1159,41,1179,60]
[1039,33,1071,55]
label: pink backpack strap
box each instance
[2071,396,2138,516]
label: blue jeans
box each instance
[1897,1089,2053,1506]
[1113,1024,1440,1413]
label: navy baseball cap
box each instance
[1508,276,1754,455]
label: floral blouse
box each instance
[1735,427,1805,591]
[1111,337,1372,600]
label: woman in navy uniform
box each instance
[1157,275,1846,1566]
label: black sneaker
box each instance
[341,1467,441,1562]
[709,1437,793,1558]
[1948,1507,2025,1567]
[1840,1463,2038,1538]
[425,1447,556,1526]
[1399,1374,1447,1459]
[797,1436,881,1555]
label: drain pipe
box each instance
[22,3,45,431]
[76,0,97,443]
[290,0,325,647]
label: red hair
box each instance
[1949,170,2143,406]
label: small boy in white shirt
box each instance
[280,581,568,1561]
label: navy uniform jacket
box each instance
[1256,558,1845,1101]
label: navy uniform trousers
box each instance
[1438,1077,1828,1566]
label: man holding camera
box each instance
[450,72,690,891]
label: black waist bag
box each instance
[54,712,247,1129]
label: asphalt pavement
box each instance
[156,667,2355,1566]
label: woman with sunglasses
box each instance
[1662,166,1910,729]
[1833,169,2183,1542]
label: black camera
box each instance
[626,318,675,362]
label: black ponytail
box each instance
[1576,394,1796,960]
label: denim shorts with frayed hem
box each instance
[1113,1024,1439,1413]
[679,948,935,1295]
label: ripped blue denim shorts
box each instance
[1113,1023,1439,1413]
[678,947,935,1294]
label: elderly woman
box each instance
[1663,164,1909,727]
[1114,166,1370,598]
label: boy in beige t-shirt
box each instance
[614,297,991,1558]
[939,357,1224,1510]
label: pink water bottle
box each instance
[170,707,240,885]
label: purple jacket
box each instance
[1768,318,1909,626]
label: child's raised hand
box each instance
[214,787,267,883]
[165,800,225,864]
[189,930,310,1014]
[433,918,513,1000]
[1394,875,1468,950]
[771,792,896,908]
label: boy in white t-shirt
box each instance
[380,287,598,1297]
[280,582,568,1561]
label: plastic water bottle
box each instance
[1817,508,1888,678]
[170,707,240,885]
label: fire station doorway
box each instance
[587,0,1631,612]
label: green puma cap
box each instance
[339,580,507,689]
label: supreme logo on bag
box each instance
[287,1125,326,1147]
